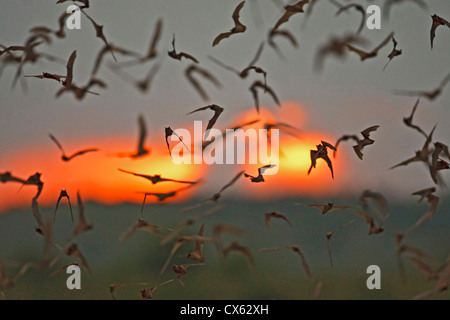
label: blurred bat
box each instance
[430,142,450,184]
[92,44,140,76]
[118,168,198,185]
[249,80,280,114]
[140,279,174,299]
[264,211,293,227]
[268,29,299,60]
[118,114,151,159]
[139,182,199,203]
[212,1,247,47]
[54,190,73,223]
[308,141,336,179]
[55,78,107,100]
[185,64,221,102]
[430,14,450,49]
[49,134,98,162]
[358,189,389,215]
[56,0,89,9]
[335,3,366,35]
[202,119,260,151]
[187,104,224,140]
[108,62,161,93]
[244,164,276,183]
[403,99,427,138]
[345,32,394,61]
[49,262,79,278]
[259,245,313,279]
[185,224,206,262]
[334,125,379,160]
[120,18,162,67]
[119,219,171,243]
[383,0,427,21]
[222,241,255,270]
[168,34,198,63]
[160,235,216,275]
[70,191,92,238]
[172,263,204,286]
[354,211,384,235]
[326,219,355,268]
[406,187,439,232]
[0,171,26,184]
[109,282,148,300]
[302,203,351,214]
[50,243,91,276]
[208,42,266,85]
[393,72,450,101]
[390,125,436,169]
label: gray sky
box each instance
[1,0,450,203]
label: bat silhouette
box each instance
[326,219,355,268]
[272,0,310,31]
[55,78,107,100]
[393,72,450,101]
[390,125,435,170]
[70,191,92,239]
[314,33,367,72]
[345,32,394,61]
[259,245,313,279]
[185,224,207,262]
[140,279,174,299]
[187,104,224,140]
[268,28,299,60]
[172,263,204,287]
[118,168,198,185]
[49,243,91,276]
[49,134,98,162]
[118,114,151,159]
[185,64,221,102]
[249,80,280,114]
[168,34,198,63]
[358,189,389,215]
[383,0,427,21]
[0,171,26,184]
[108,62,161,93]
[264,211,293,227]
[119,219,171,243]
[120,18,163,67]
[403,99,427,138]
[383,36,402,70]
[54,190,73,223]
[430,14,450,49]
[335,3,366,35]
[92,44,140,76]
[222,241,255,270]
[334,125,379,160]
[354,210,384,235]
[212,1,247,47]
[202,119,260,151]
[165,126,190,158]
[139,183,199,203]
[244,164,276,183]
[208,42,266,85]
[308,141,336,179]
[109,282,148,300]
[430,142,450,184]
[302,203,351,214]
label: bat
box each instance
[140,279,174,299]
[119,219,170,243]
[354,211,384,235]
[187,104,224,140]
[185,224,207,262]
[108,61,161,93]
[308,141,336,179]
[345,32,394,61]
[259,245,313,279]
[165,126,190,159]
[54,189,73,223]
[383,36,402,70]
[222,241,255,270]
[334,125,380,160]
[139,183,199,203]
[326,219,355,268]
[91,44,140,76]
[70,191,92,238]
[264,211,293,227]
[212,1,247,47]
[172,263,204,287]
[168,34,198,63]
[249,80,280,114]
[118,168,198,185]
[272,0,310,31]
[430,14,450,49]
[268,28,299,60]
[109,282,148,300]
[430,142,450,184]
[185,64,221,102]
[49,134,98,162]
[393,72,450,101]
[117,114,151,159]
[302,203,351,215]
[244,164,276,183]
[383,0,427,21]
[335,3,366,35]
[403,99,427,138]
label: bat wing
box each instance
[373,32,394,54]
[179,52,199,63]
[137,114,148,155]
[147,18,163,58]
[258,164,276,176]
[219,170,245,194]
[213,32,234,47]
[248,41,264,67]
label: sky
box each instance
[1,0,450,211]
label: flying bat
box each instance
[54,190,73,223]
[383,36,402,70]
[168,34,198,63]
[272,0,310,31]
[212,1,247,47]
[165,126,190,159]
[249,80,280,114]
[264,211,293,227]
[334,125,379,160]
[187,104,224,140]
[308,141,336,179]
[244,164,276,183]
[345,32,394,61]
[430,14,450,49]
[49,134,98,162]
[393,72,450,101]
[118,168,198,185]
[185,64,221,102]
[259,245,313,279]
[118,114,151,159]
[335,3,366,35]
